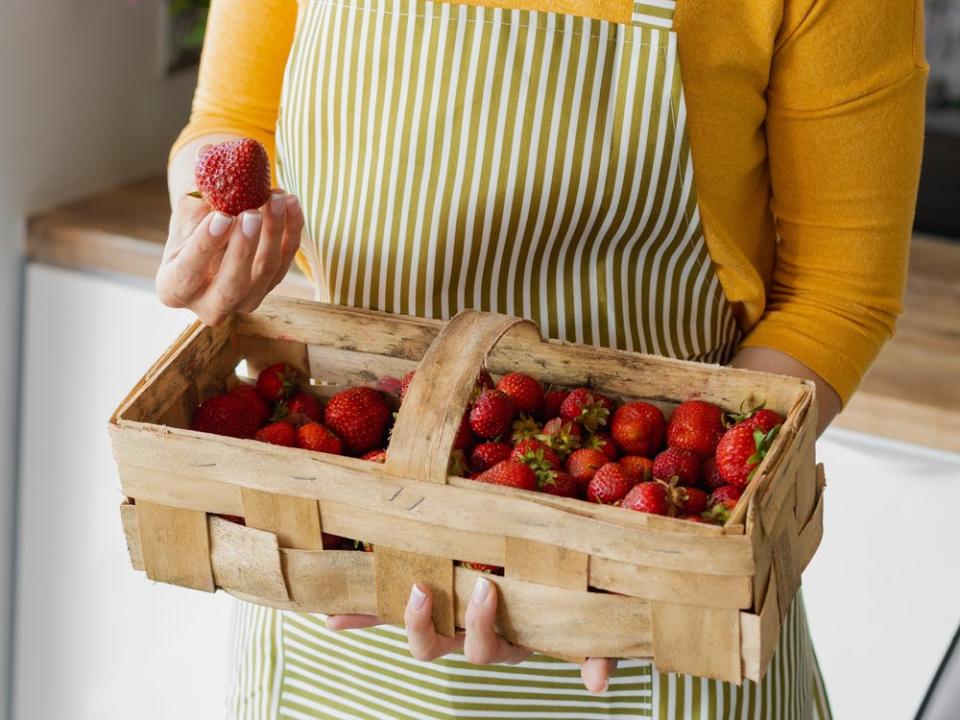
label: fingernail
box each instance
[472,576,490,604]
[270,192,285,216]
[241,211,262,238]
[286,195,301,215]
[209,212,232,237]
[408,584,427,611]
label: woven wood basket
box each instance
[109,296,824,684]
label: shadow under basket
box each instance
[109,296,824,684]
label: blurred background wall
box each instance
[0,0,195,711]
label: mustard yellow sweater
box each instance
[173,0,927,404]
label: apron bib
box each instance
[227,0,832,717]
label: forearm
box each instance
[730,346,841,437]
[167,132,244,207]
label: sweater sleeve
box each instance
[169,0,299,172]
[739,0,927,405]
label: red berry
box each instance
[584,431,619,460]
[587,463,632,504]
[469,389,516,439]
[539,470,582,498]
[283,391,324,425]
[496,373,544,416]
[702,456,725,491]
[453,412,476,452]
[622,481,670,515]
[255,420,297,447]
[324,387,392,454]
[296,422,343,455]
[399,370,417,401]
[541,390,568,420]
[474,460,538,491]
[469,442,514,473]
[619,455,654,484]
[361,448,387,463]
[511,438,562,471]
[674,486,708,515]
[191,393,260,439]
[194,138,272,216]
[666,400,725,458]
[565,448,608,487]
[536,417,583,458]
[229,384,271,425]
[256,363,299,402]
[610,402,666,457]
[715,424,778,488]
[705,484,744,523]
[743,408,783,434]
[560,388,612,431]
[652,447,702,486]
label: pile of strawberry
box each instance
[189,365,782,549]
[433,371,783,526]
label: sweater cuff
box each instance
[738,304,890,407]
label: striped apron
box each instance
[228,0,833,716]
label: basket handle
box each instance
[385,310,541,484]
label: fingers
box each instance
[192,211,261,325]
[238,191,287,312]
[156,211,233,309]
[325,614,383,631]
[580,657,617,694]
[267,195,304,293]
[404,584,465,662]
[463,576,531,666]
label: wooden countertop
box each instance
[25,175,960,454]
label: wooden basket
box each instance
[110,296,824,684]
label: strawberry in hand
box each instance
[192,138,272,216]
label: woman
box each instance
[158,0,926,716]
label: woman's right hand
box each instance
[156,188,303,326]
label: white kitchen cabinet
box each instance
[14,265,233,720]
[805,429,960,720]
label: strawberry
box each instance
[296,422,343,455]
[541,389,568,420]
[281,391,323,425]
[587,463,632,504]
[673,485,708,515]
[584,431,619,460]
[192,138,272,216]
[511,438,562,471]
[216,514,246,525]
[652,447,702,486]
[743,408,783,434]
[610,402,666,457]
[666,400,725,458]
[622,481,670,515]
[511,414,541,443]
[496,373,544,416]
[702,456,724,490]
[399,370,417,401]
[256,363,299,402]
[322,533,352,550]
[361,448,387,463]
[462,562,504,575]
[255,420,296,447]
[715,424,779,487]
[324,386,392,454]
[705,484,743,523]
[538,470,582,498]
[565,448,608,487]
[229,384,271,425]
[191,393,260,439]
[469,442,514,473]
[682,514,705,523]
[474,460,538,491]
[619,455,654,484]
[453,412,476,452]
[469,389,516,439]
[536,418,583,458]
[560,388,612,431]
[471,368,496,404]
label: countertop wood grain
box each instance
[25,175,960,453]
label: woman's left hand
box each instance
[326,576,615,693]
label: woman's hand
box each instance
[156,188,303,326]
[327,577,616,693]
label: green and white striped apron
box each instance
[228,0,833,716]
